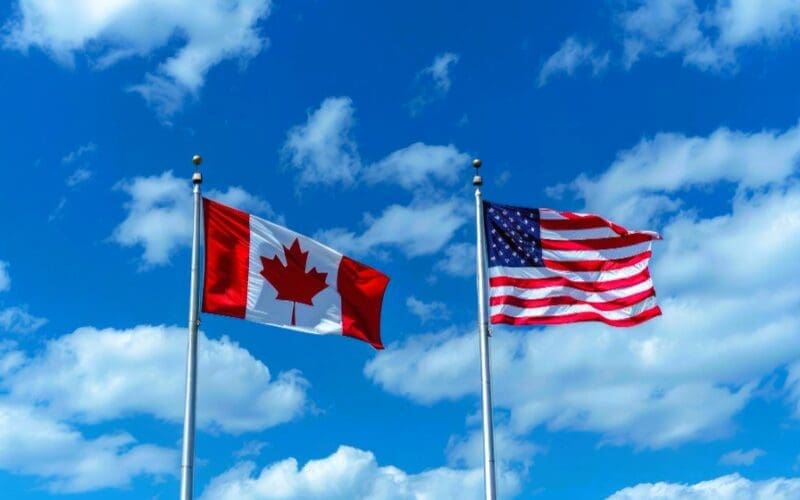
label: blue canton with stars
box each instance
[483,200,544,268]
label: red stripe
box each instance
[489,268,651,292]
[542,251,652,272]
[202,198,250,318]
[491,305,662,327]
[338,256,390,350]
[539,213,628,234]
[490,288,656,311]
[541,232,656,251]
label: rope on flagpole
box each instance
[473,158,497,500]
[180,154,203,500]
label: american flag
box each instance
[483,200,662,327]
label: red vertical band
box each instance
[338,256,390,350]
[202,198,250,318]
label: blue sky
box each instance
[1,0,800,498]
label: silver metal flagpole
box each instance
[473,158,497,500]
[180,154,203,500]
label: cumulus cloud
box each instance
[719,448,766,466]
[284,97,470,190]
[365,142,470,191]
[538,37,609,86]
[112,170,275,266]
[284,96,471,260]
[555,122,800,228]
[0,262,47,334]
[0,400,176,493]
[200,444,523,500]
[619,0,800,71]
[366,123,800,449]
[406,296,450,323]
[608,473,800,499]
[4,0,272,116]
[315,199,469,258]
[283,97,362,187]
[435,242,475,278]
[2,324,309,433]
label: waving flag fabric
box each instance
[483,200,661,327]
[202,197,389,349]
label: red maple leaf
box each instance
[260,238,329,326]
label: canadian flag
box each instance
[202,198,390,349]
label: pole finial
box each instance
[192,155,203,184]
[472,158,483,186]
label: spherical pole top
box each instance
[472,158,483,186]
[192,154,203,184]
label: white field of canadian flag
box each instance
[202,197,390,349]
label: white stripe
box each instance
[488,259,649,282]
[542,241,653,261]
[538,209,568,220]
[490,279,654,302]
[539,226,622,240]
[490,295,658,320]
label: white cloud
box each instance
[608,473,800,500]
[284,96,471,258]
[316,199,469,258]
[365,142,470,190]
[719,448,766,466]
[235,441,269,459]
[408,52,460,115]
[283,96,470,192]
[66,167,92,187]
[435,242,475,277]
[538,37,609,86]
[200,444,523,500]
[406,296,450,323]
[619,0,800,71]
[445,425,542,473]
[2,324,309,433]
[48,197,67,222]
[112,170,275,266]
[0,260,9,292]
[0,306,47,334]
[61,141,96,164]
[0,400,176,493]
[558,122,800,228]
[4,0,272,116]
[283,97,361,187]
[424,52,460,92]
[366,124,800,449]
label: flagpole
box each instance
[180,154,203,500]
[473,158,497,500]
